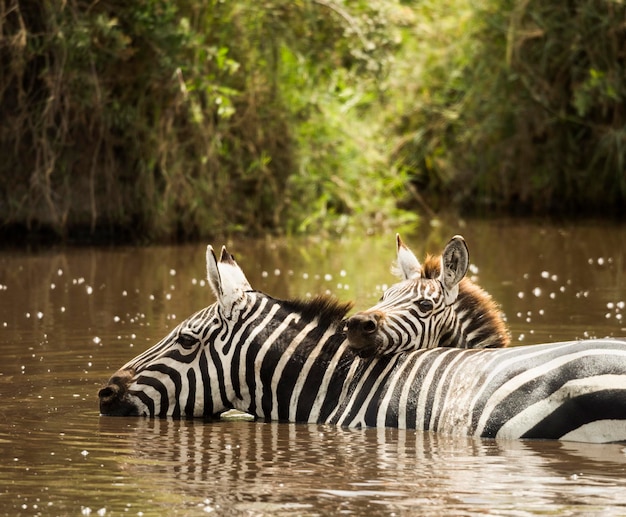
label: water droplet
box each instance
[169,269,176,276]
[541,271,550,279]
[517,292,524,299]
[261,271,268,278]
[532,287,541,297]
[93,337,101,345]
[324,273,332,281]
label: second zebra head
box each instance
[346,235,510,357]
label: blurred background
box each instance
[1,0,624,244]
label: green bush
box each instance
[0,0,415,242]
[4,0,620,243]
[392,0,626,216]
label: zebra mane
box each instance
[420,254,440,278]
[281,294,354,326]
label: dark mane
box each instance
[281,294,354,326]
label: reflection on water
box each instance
[92,419,626,515]
[1,219,626,515]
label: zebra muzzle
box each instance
[98,369,139,416]
[346,311,383,357]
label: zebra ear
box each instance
[206,245,252,316]
[396,234,422,280]
[440,235,469,305]
[206,245,223,298]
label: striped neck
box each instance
[225,293,358,423]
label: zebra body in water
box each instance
[100,244,626,443]
[347,234,510,357]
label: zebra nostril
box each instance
[361,318,378,334]
[98,386,118,400]
[347,313,379,335]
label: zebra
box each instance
[99,243,626,443]
[347,234,510,357]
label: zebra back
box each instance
[346,234,510,356]
[337,337,626,443]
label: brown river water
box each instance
[2,219,626,516]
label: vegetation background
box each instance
[1,0,624,242]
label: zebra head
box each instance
[99,245,255,418]
[99,244,354,419]
[346,234,509,357]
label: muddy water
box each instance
[2,219,626,516]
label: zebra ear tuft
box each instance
[219,246,236,265]
[395,233,422,280]
[218,246,252,293]
[440,235,469,304]
[207,245,223,298]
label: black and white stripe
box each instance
[346,234,510,356]
[99,244,626,443]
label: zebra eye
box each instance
[176,333,199,349]
[417,299,434,314]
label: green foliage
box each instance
[0,0,415,241]
[3,0,622,243]
[275,3,417,235]
[392,0,626,216]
